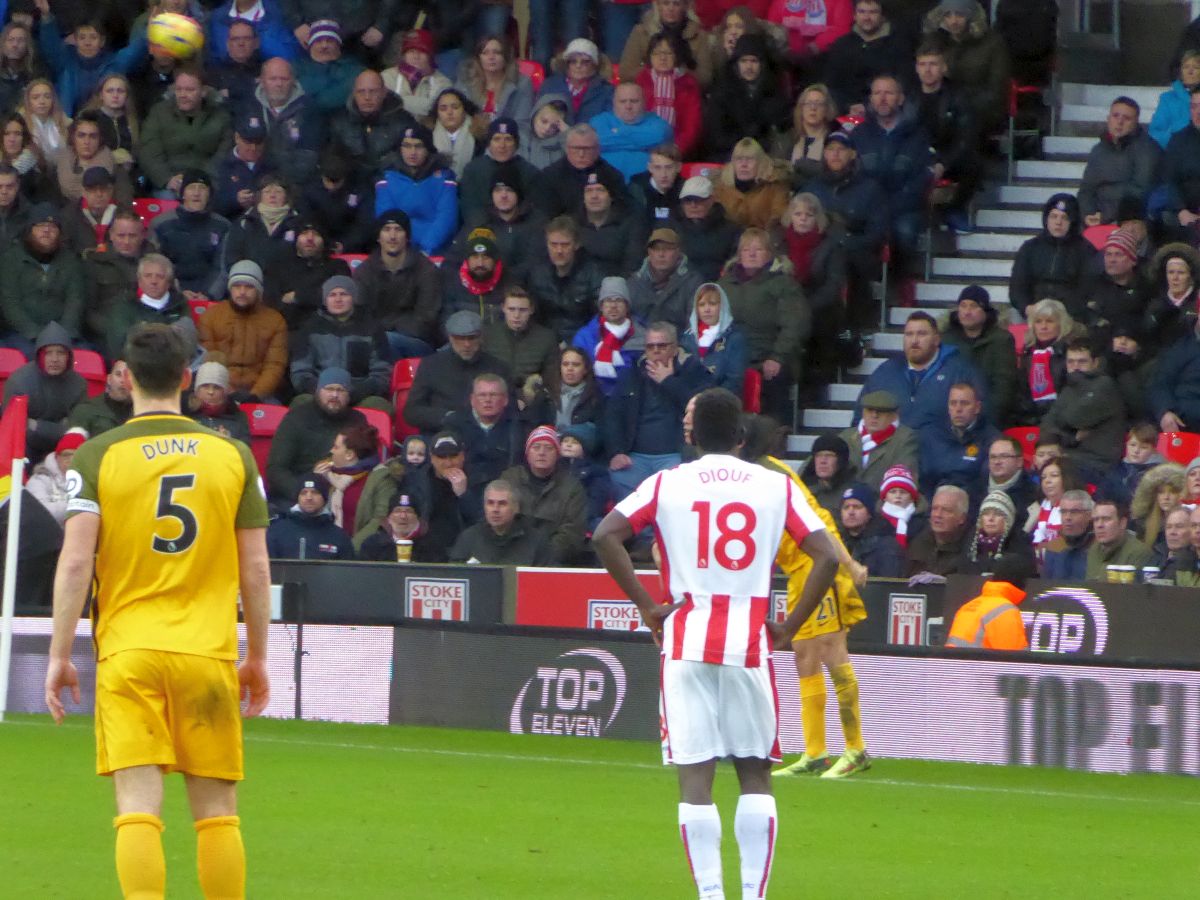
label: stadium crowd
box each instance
[8,0,1200,585]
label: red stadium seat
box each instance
[356,406,394,459]
[427,255,445,267]
[742,368,762,414]
[1004,426,1040,467]
[73,349,107,397]
[0,347,25,395]
[680,162,722,180]
[332,253,368,270]
[1157,431,1200,465]
[390,357,422,394]
[131,198,179,225]
[391,357,423,441]
[1082,223,1118,251]
[241,402,287,475]
[1008,323,1027,357]
[188,297,216,325]
[518,59,545,91]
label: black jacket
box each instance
[353,247,442,344]
[289,307,392,402]
[670,205,740,282]
[266,507,355,560]
[527,254,606,343]
[402,347,512,433]
[916,81,977,176]
[824,26,915,110]
[1009,193,1096,317]
[328,92,418,179]
[535,157,630,219]
[264,252,352,331]
[842,517,906,578]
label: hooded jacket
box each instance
[946,581,1028,650]
[526,93,569,169]
[855,342,986,431]
[1009,193,1096,317]
[536,74,614,128]
[1143,242,1200,349]
[2,322,87,454]
[1131,462,1186,540]
[941,309,1018,427]
[680,282,749,395]
[374,155,460,255]
[711,158,792,231]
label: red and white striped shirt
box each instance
[616,454,825,667]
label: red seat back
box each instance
[332,253,368,270]
[189,297,216,325]
[241,403,288,475]
[680,162,723,180]
[132,198,179,226]
[389,357,422,394]
[73,349,107,397]
[1004,426,1040,467]
[742,368,762,414]
[0,347,26,396]
[356,406,394,459]
[1157,431,1200,465]
[1082,223,1118,251]
[518,59,545,91]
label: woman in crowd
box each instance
[634,32,702,159]
[382,29,453,121]
[801,433,853,517]
[26,428,86,527]
[718,227,809,425]
[680,282,747,394]
[962,490,1036,577]
[186,360,250,444]
[544,346,607,434]
[0,22,41,116]
[1026,456,1086,552]
[1185,457,1200,505]
[20,78,69,161]
[1132,462,1186,554]
[82,74,139,178]
[54,110,130,203]
[710,5,785,69]
[780,191,847,386]
[1143,243,1200,349]
[1017,298,1083,425]
[315,422,381,537]
[431,87,480,178]
[789,83,838,183]
[537,39,615,125]
[0,113,48,199]
[712,136,791,229]
[572,277,647,396]
[455,35,534,141]
[1150,49,1200,149]
[224,172,306,274]
[705,34,790,159]
[619,0,715,88]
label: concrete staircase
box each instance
[786,81,1154,459]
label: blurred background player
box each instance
[739,414,872,780]
[594,388,841,900]
[44,322,271,900]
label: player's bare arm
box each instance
[45,512,100,724]
[772,530,840,649]
[236,527,272,717]
[593,510,677,637]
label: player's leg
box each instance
[781,637,830,774]
[818,631,871,779]
[185,775,245,900]
[732,758,777,900]
[677,762,725,899]
[725,661,779,900]
[112,766,167,900]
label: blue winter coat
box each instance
[589,110,674,182]
[38,19,149,115]
[917,417,1001,501]
[854,343,986,431]
[849,104,932,216]
[374,161,460,255]
[1150,80,1192,149]
[801,164,888,260]
[537,74,614,125]
[1149,331,1200,425]
[1042,535,1092,582]
[207,1,302,64]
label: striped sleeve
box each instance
[614,471,664,533]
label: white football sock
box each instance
[735,793,778,900]
[678,802,724,900]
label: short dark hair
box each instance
[1094,497,1129,520]
[1065,337,1096,357]
[1129,422,1158,444]
[990,435,1022,456]
[692,388,743,453]
[545,215,579,242]
[1112,95,1140,116]
[948,381,979,400]
[124,323,188,398]
[0,163,18,180]
[915,42,945,59]
[739,413,783,461]
[905,311,938,331]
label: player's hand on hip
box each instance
[642,601,682,646]
[238,658,270,718]
[44,658,80,725]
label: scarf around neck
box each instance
[649,70,677,126]
[881,501,915,547]
[784,228,822,284]
[1032,499,1061,545]
[857,419,897,468]
[593,318,633,379]
[257,202,290,234]
[1028,346,1057,403]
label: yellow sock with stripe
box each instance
[798,674,827,758]
[831,662,865,753]
[113,813,165,900]
[194,815,245,900]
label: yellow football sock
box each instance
[798,673,827,758]
[831,662,865,753]
[194,815,245,900]
[113,812,165,900]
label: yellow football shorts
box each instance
[789,584,867,641]
[95,649,244,780]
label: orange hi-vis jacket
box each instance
[945,581,1029,651]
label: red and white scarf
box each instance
[857,419,897,469]
[880,501,915,548]
[1028,347,1057,404]
[649,71,677,126]
[593,318,633,380]
[82,201,116,244]
[696,320,721,358]
[1031,499,1061,545]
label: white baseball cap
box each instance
[680,176,713,200]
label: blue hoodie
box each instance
[207,1,302,64]
[38,18,149,115]
[1150,80,1193,149]
[854,342,986,431]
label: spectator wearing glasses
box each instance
[537,39,615,127]
[536,122,629,219]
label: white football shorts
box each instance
[659,657,781,766]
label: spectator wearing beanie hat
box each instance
[576,167,646,277]
[538,40,614,127]
[502,424,589,564]
[262,216,353,330]
[197,259,289,402]
[452,162,548,282]
[837,481,906,578]
[26,427,88,525]
[383,30,453,120]
[353,209,442,358]
[186,359,251,443]
[295,19,366,115]
[459,116,543,221]
[289,274,392,406]
[374,123,460,255]
[962,489,1037,578]
[441,227,517,326]
[150,170,231,300]
[941,285,1019,427]
[878,465,924,548]
[266,472,355,560]
[357,491,439,562]
[297,152,375,256]
[1078,226,1151,347]
[572,275,647,396]
[800,434,854,518]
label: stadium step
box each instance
[956,232,1034,254]
[932,257,1014,278]
[825,383,861,404]
[847,356,884,376]
[998,184,1067,205]
[915,281,1010,304]
[803,407,854,429]
[976,208,1043,230]
[1042,135,1094,157]
[871,332,904,353]
[1014,159,1086,182]
[1059,82,1163,111]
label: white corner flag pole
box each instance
[0,454,28,723]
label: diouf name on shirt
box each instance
[697,467,753,484]
[141,438,200,460]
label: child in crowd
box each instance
[1101,423,1164,504]
[560,423,610,532]
[878,465,924,548]
[403,435,428,470]
[527,94,569,169]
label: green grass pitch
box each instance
[2,713,1198,898]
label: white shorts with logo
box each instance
[659,657,781,766]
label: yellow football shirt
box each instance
[66,414,269,661]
